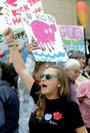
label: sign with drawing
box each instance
[19,12,68,62]
[58,25,85,53]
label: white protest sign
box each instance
[0,0,44,32]
[19,12,68,62]
[58,25,85,53]
[0,0,44,62]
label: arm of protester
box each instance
[17,41,24,54]
[18,38,40,94]
[75,126,88,133]
[4,27,34,92]
[26,37,39,74]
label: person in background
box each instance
[0,66,19,133]
[18,40,35,133]
[4,27,88,133]
[6,37,35,133]
[57,58,80,104]
[85,57,90,76]
[0,61,18,89]
[64,59,80,103]
[67,50,74,58]
[77,80,90,133]
[64,59,80,82]
[69,51,86,71]
[69,50,90,88]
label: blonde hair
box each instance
[35,65,70,120]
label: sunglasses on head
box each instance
[39,73,60,80]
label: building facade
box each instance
[41,0,90,39]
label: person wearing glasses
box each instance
[4,27,88,133]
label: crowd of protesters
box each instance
[0,27,89,133]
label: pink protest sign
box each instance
[19,12,68,62]
[59,25,85,53]
[30,20,56,51]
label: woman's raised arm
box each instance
[4,27,34,92]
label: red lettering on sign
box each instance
[11,5,30,16]
[12,17,21,25]
[33,7,43,13]
[27,0,40,6]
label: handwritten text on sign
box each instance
[19,12,68,62]
[3,0,43,28]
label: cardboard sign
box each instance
[59,25,85,53]
[0,0,43,31]
[19,12,68,62]
[0,0,43,61]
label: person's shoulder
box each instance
[31,81,41,91]
[0,80,17,94]
[0,81,10,99]
[0,80,8,88]
[62,98,79,109]
[30,82,41,103]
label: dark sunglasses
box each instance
[39,73,60,80]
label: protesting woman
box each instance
[4,27,88,133]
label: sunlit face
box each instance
[66,65,80,82]
[40,67,61,99]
